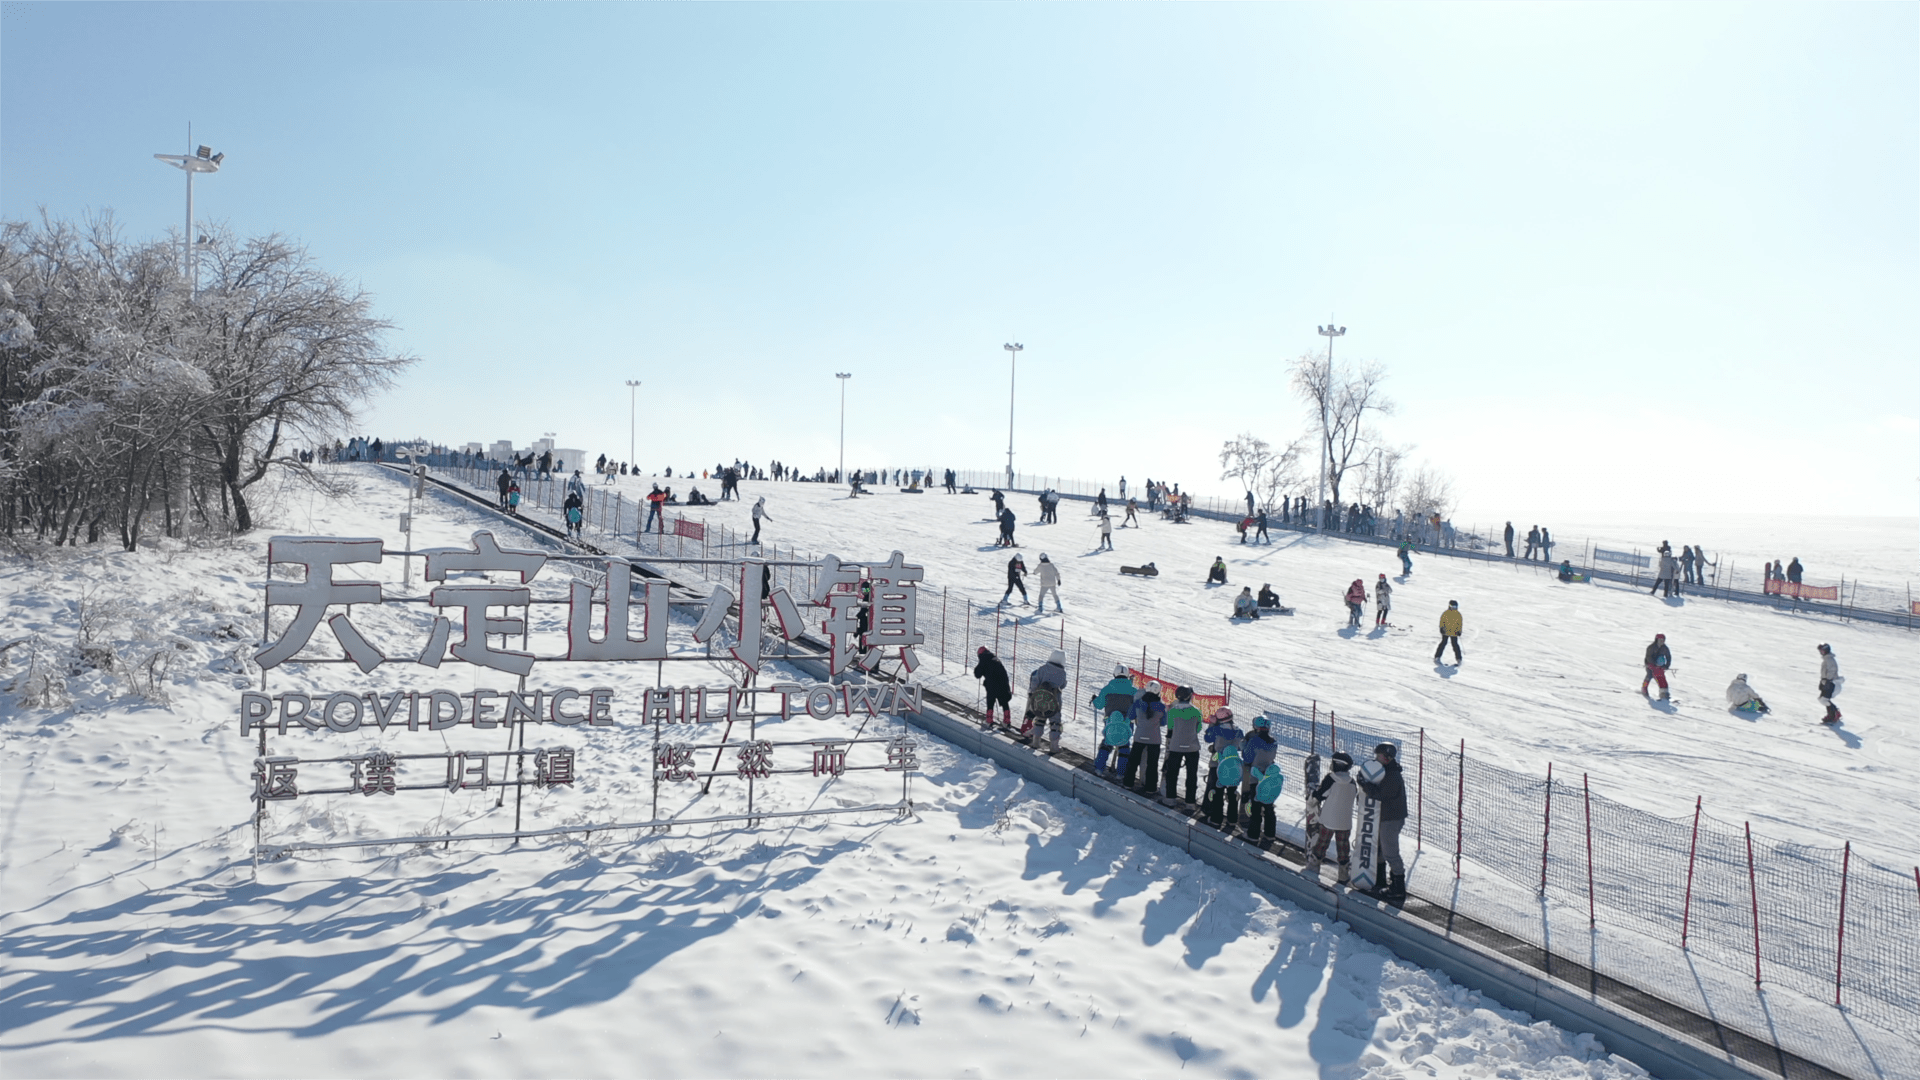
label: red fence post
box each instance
[1681,796,1703,949]
[1454,739,1466,878]
[1745,821,1762,987]
[1583,773,1596,929]
[1539,762,1554,896]
[1416,728,1425,852]
[1836,840,1851,1007]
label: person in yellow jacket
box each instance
[1434,600,1463,665]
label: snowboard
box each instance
[1120,564,1159,577]
[1303,751,1322,862]
[1350,757,1384,892]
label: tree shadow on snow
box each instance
[0,835,867,1046]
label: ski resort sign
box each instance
[243,529,927,862]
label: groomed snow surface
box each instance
[1,467,1647,1079]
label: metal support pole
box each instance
[1454,739,1465,878]
[1416,728,1424,851]
[1836,840,1851,1006]
[1746,821,1762,987]
[1681,796,1703,949]
[1583,773,1596,929]
[1539,762,1553,896]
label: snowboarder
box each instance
[1206,557,1228,585]
[974,646,1013,730]
[750,496,770,545]
[1397,537,1414,575]
[1034,553,1062,613]
[1373,574,1392,627]
[1240,717,1281,842]
[1257,583,1282,610]
[1162,686,1205,804]
[1122,498,1139,528]
[1343,579,1367,629]
[1725,674,1770,715]
[1025,648,1068,750]
[1357,742,1409,900]
[1254,509,1269,543]
[1817,643,1842,724]
[1123,681,1166,793]
[1000,554,1028,606]
[1434,600,1463,664]
[1640,633,1672,700]
[998,505,1017,548]
[1096,510,1113,551]
[990,488,1005,518]
[1203,707,1244,828]
[1233,587,1259,619]
[1307,751,1357,881]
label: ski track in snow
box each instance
[0,467,1650,1079]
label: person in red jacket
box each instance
[1343,579,1367,629]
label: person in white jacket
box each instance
[1817,644,1842,724]
[1307,751,1359,882]
[1725,674,1769,714]
[1035,553,1063,614]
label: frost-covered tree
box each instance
[1,215,415,546]
[1289,352,1394,509]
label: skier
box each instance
[1397,537,1414,575]
[1203,707,1244,828]
[990,488,1006,518]
[1233,587,1259,619]
[1122,498,1139,528]
[1373,573,1392,627]
[506,480,522,516]
[566,469,588,504]
[1434,600,1463,665]
[1162,686,1205,804]
[1096,510,1113,551]
[1000,554,1028,606]
[973,646,1013,730]
[1306,751,1357,881]
[1356,742,1409,900]
[563,490,584,539]
[1025,648,1068,750]
[1254,508,1269,544]
[1123,682,1167,793]
[1206,557,1228,585]
[1640,633,1672,700]
[1240,716,1280,842]
[1817,643,1842,724]
[1034,553,1063,614]
[998,505,1018,548]
[1343,579,1367,629]
[643,484,666,533]
[1725,674,1770,714]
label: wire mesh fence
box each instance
[421,458,1920,1045]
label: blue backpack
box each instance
[1254,763,1285,803]
[1216,743,1243,787]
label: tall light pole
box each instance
[1003,342,1023,488]
[1315,321,1346,529]
[153,142,223,297]
[625,380,641,472]
[835,372,853,487]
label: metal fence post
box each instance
[1416,728,1424,851]
[1583,773,1596,929]
[1538,762,1553,896]
[1746,821,1762,987]
[1681,796,1703,949]
[1454,739,1466,878]
[1836,840,1852,1006]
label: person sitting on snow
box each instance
[1233,587,1259,619]
[1206,557,1228,585]
[1558,560,1575,582]
[1725,674,1770,714]
[1257,584,1281,609]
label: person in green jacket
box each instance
[1162,686,1206,803]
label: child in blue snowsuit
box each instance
[1093,710,1132,778]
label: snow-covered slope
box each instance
[0,467,1647,1079]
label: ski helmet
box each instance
[1331,751,1353,770]
[1047,648,1066,666]
[1175,685,1193,702]
[1375,742,1397,759]
[1113,662,1129,676]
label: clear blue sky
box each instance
[4,2,1915,521]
